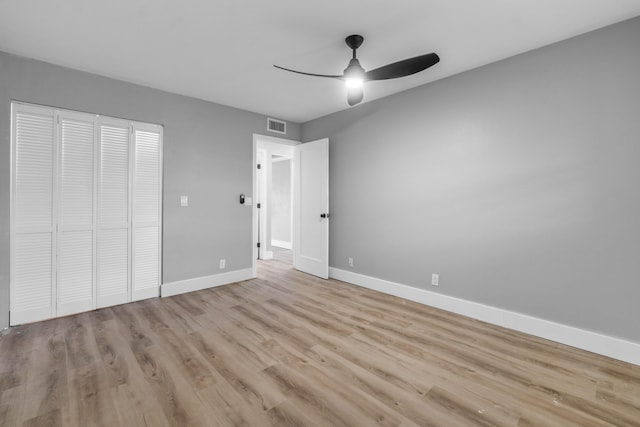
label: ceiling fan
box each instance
[274,34,440,106]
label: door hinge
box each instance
[257,242,261,248]
[257,203,261,209]
[257,164,261,169]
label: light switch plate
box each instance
[180,195,188,207]
[431,274,439,286]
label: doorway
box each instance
[253,135,297,273]
[270,154,293,262]
[252,134,330,279]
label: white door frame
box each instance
[252,134,299,277]
[256,149,268,260]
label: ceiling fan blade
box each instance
[347,87,364,106]
[273,65,343,79]
[364,53,440,81]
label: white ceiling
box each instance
[1,1,640,123]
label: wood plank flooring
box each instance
[1,257,639,426]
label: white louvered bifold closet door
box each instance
[97,120,130,307]
[57,111,97,316]
[10,104,56,325]
[11,102,163,325]
[132,123,162,301]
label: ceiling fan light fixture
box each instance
[343,57,365,89]
[347,86,364,106]
[345,77,364,89]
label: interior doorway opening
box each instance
[252,134,329,279]
[270,154,293,263]
[253,135,298,273]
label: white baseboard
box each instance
[272,239,292,249]
[329,268,640,366]
[161,268,254,298]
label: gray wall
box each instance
[271,159,292,243]
[0,52,300,329]
[302,17,640,343]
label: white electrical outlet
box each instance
[348,257,354,268]
[431,274,439,286]
[219,259,226,269]
[180,195,189,207]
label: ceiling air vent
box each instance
[267,118,286,134]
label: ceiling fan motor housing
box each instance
[345,34,364,50]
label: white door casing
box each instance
[256,149,269,260]
[293,138,329,279]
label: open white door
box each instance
[293,138,329,279]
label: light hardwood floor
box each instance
[1,257,639,426]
